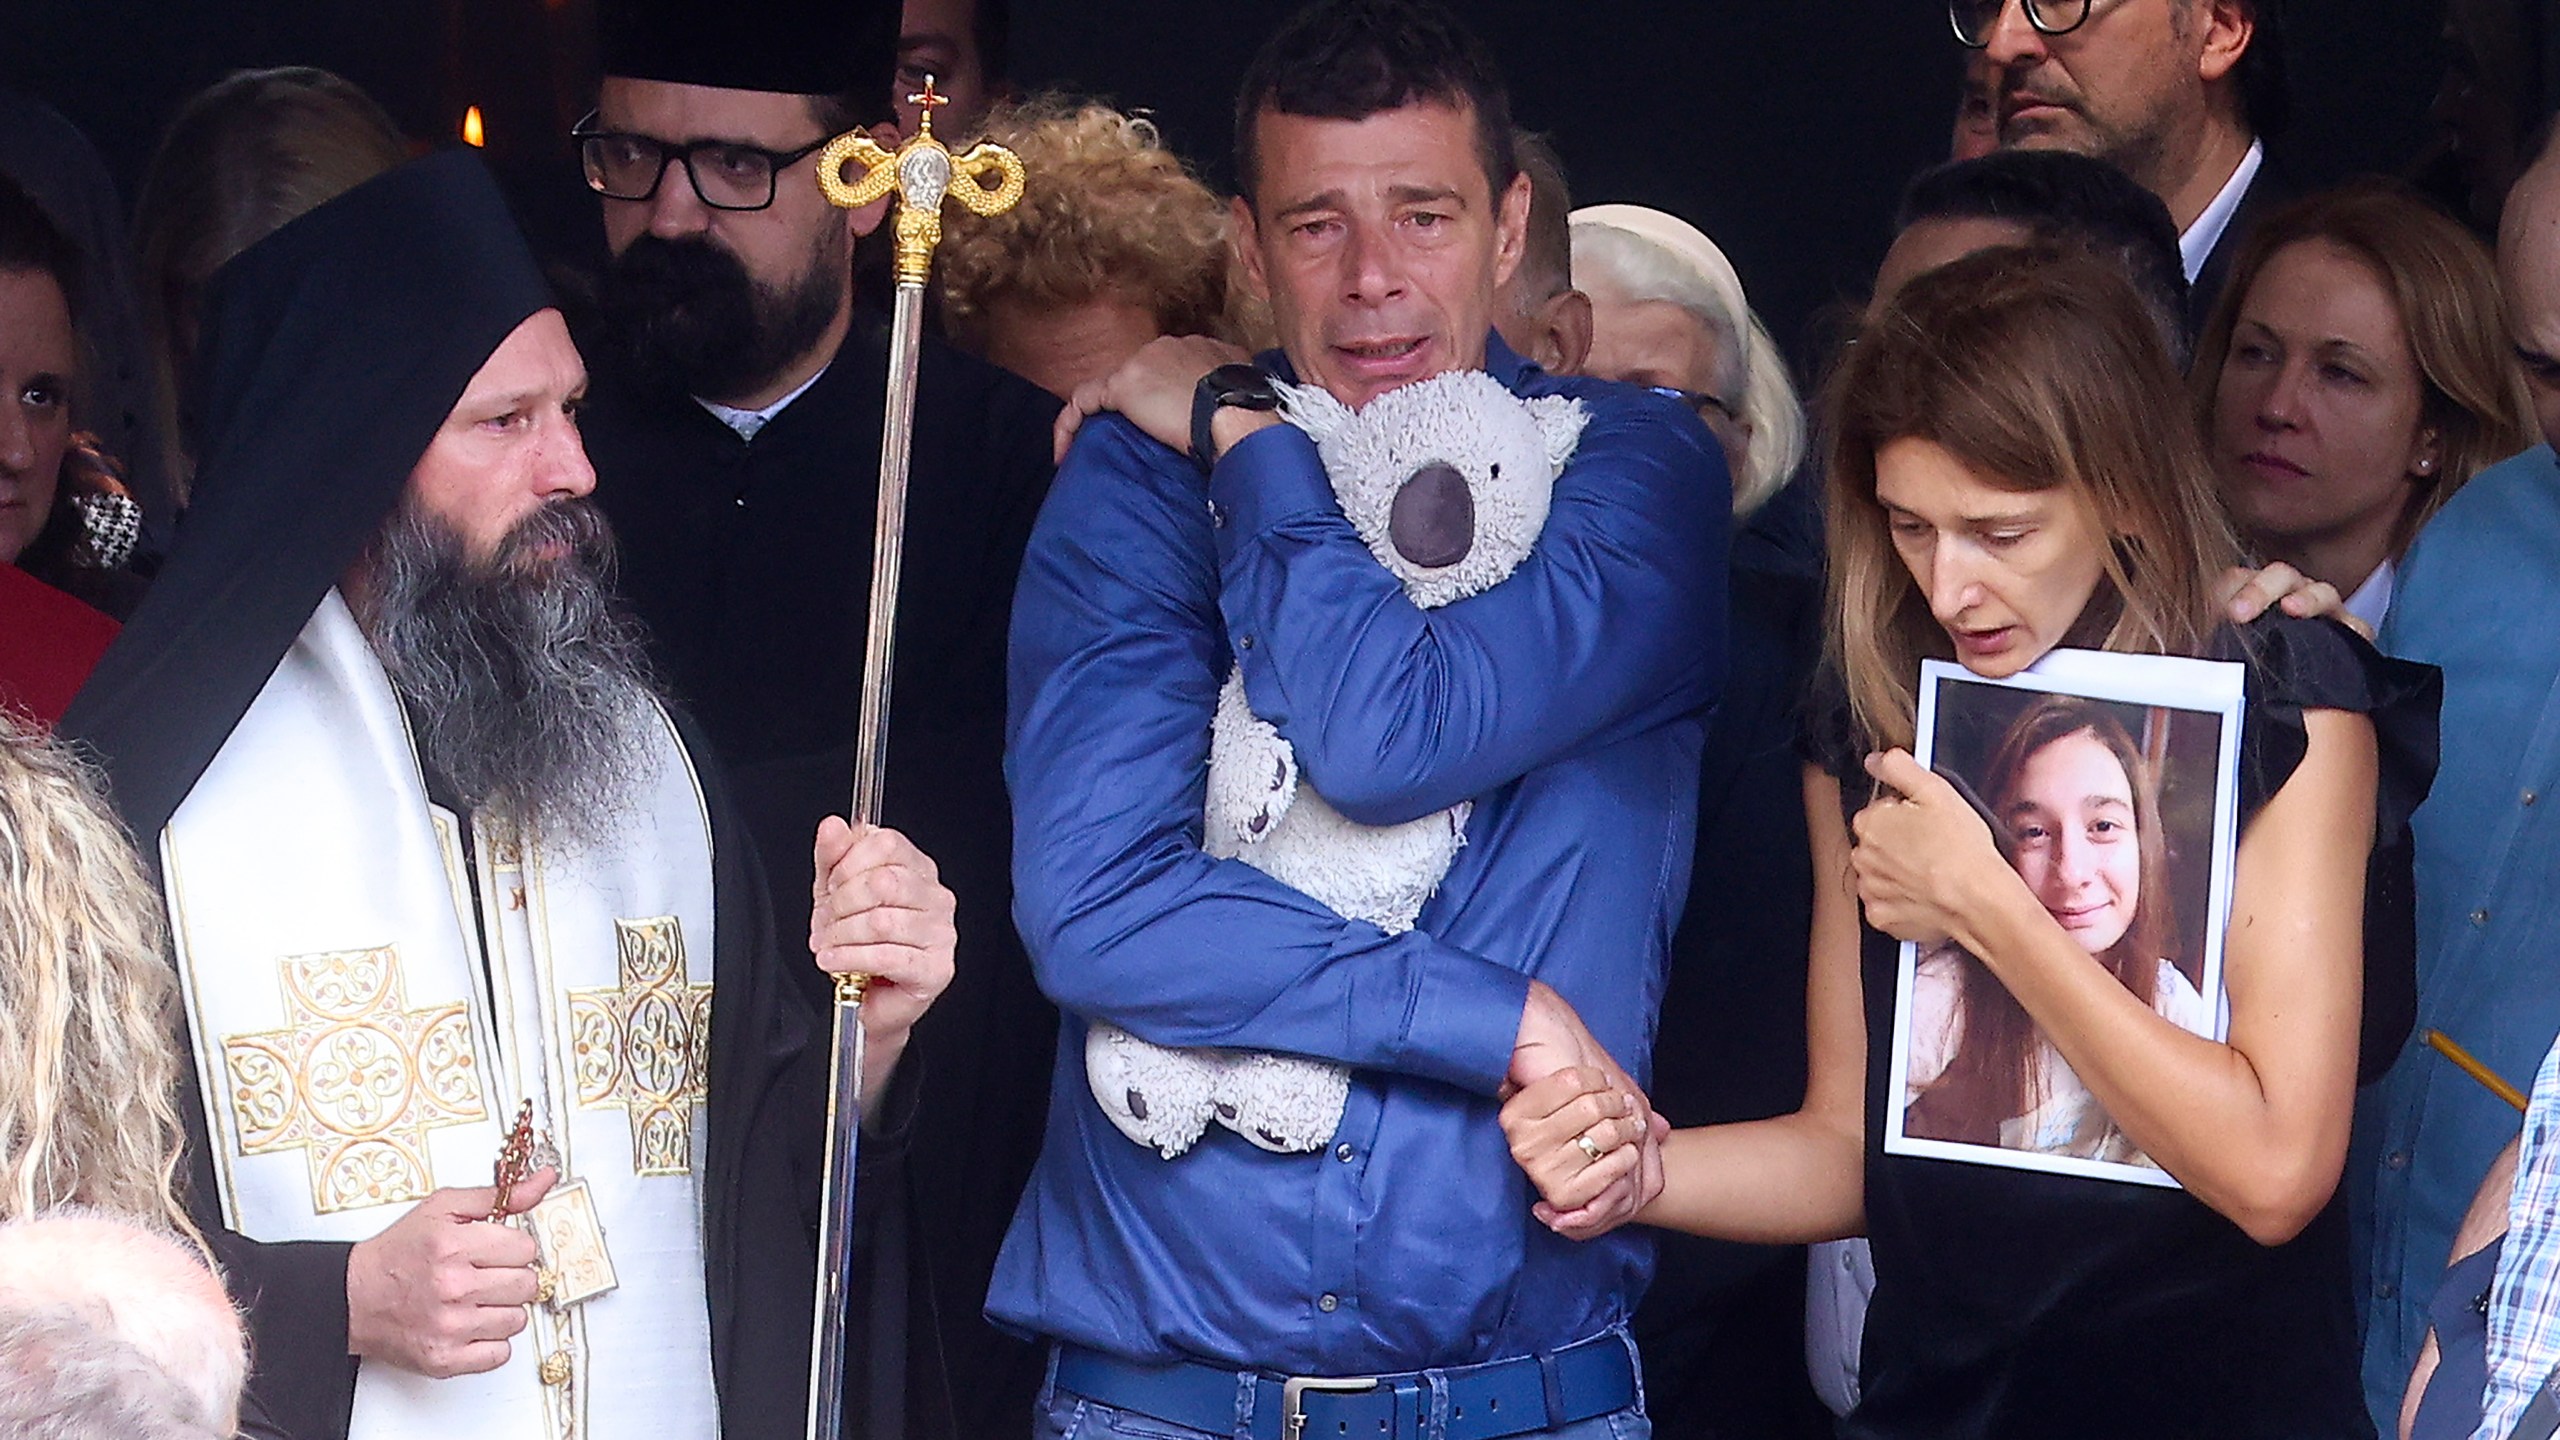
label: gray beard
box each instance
[351,497,666,847]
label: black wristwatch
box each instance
[1190,361,1281,474]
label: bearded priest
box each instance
[59,149,952,1440]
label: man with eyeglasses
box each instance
[1952,0,2290,326]
[568,2,1065,1438]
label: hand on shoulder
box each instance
[2219,562,2370,640]
[1052,334,1251,464]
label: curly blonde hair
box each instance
[938,95,1255,348]
[0,715,190,1237]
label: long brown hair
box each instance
[2191,179,2536,565]
[1908,697,2174,1144]
[133,67,409,500]
[1824,246,2244,754]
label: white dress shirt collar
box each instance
[696,363,829,441]
[2179,139,2265,283]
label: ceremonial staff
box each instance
[804,81,1024,1440]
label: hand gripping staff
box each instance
[803,79,1024,1440]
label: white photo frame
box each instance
[1880,648,2247,1188]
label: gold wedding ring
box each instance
[1575,1134,1606,1166]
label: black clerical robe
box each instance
[582,311,1060,1440]
[173,706,827,1440]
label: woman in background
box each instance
[132,66,407,497]
[2198,180,2533,629]
[935,94,1257,399]
[1,172,144,618]
[1568,203,1807,520]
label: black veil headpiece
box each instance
[60,149,554,843]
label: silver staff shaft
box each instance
[850,278,925,827]
[804,75,1023,1440]
[805,975,867,1440]
[805,275,922,1440]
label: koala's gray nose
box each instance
[1389,462,1474,568]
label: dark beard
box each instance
[352,498,667,845]
[597,232,843,401]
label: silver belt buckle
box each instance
[1280,1375,1379,1440]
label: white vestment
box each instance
[162,591,722,1440]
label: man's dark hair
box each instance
[0,173,82,324]
[1511,129,1573,304]
[1897,148,2192,364]
[976,0,1012,91]
[806,0,905,134]
[1232,0,1517,208]
[2232,0,2289,142]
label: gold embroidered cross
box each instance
[222,946,488,1214]
[568,917,713,1176]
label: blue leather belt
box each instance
[1051,1330,1638,1440]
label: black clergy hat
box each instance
[596,0,900,119]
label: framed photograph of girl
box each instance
[1883,649,2247,1187]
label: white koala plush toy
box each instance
[1085,367,1590,1159]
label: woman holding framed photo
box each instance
[1504,246,2436,1437]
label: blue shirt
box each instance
[2358,443,2560,1425]
[987,337,1728,1373]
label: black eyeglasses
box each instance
[571,111,833,212]
[1949,0,2094,47]
[1646,385,1740,425]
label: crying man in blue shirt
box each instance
[989,5,1728,1439]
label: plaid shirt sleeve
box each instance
[2475,1037,2560,1439]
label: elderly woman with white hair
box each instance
[1568,206,1832,1433]
[1569,204,1808,518]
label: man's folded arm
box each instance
[1207,396,1729,826]
[1007,420,1528,1095]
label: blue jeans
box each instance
[1031,1343,1652,1440]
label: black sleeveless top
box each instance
[1807,616,2440,1440]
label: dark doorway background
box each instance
[13,0,2457,375]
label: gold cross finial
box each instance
[816,76,1025,287]
[908,75,949,137]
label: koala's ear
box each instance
[1275,380,1353,444]
[1526,395,1591,469]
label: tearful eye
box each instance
[1389,462,1474,568]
